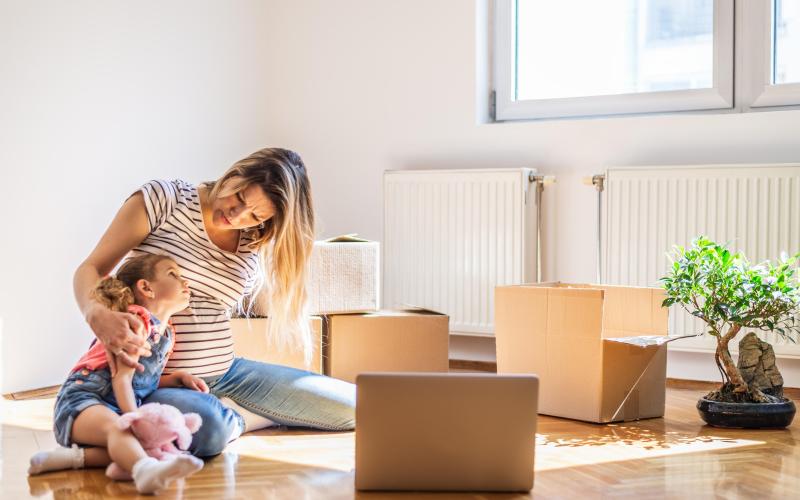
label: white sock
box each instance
[131,455,203,494]
[28,444,85,475]
[219,396,277,432]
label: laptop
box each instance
[355,372,539,492]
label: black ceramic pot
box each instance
[697,397,796,428]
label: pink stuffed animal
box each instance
[106,402,202,480]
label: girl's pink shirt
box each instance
[70,305,172,372]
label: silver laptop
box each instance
[355,372,539,492]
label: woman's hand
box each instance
[174,371,210,393]
[86,303,151,375]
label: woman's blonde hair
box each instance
[205,148,315,365]
[92,254,173,312]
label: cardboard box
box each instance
[325,309,450,383]
[251,235,380,315]
[495,282,684,423]
[231,317,323,374]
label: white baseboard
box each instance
[449,334,496,362]
[667,349,800,388]
[449,333,800,388]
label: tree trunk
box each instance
[717,324,747,393]
[713,351,729,384]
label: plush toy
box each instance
[105,402,203,480]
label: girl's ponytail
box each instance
[91,277,135,312]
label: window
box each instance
[742,0,800,108]
[774,0,800,84]
[494,0,800,121]
[515,0,714,100]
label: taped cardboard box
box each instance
[231,317,323,374]
[495,283,689,423]
[251,234,380,315]
[325,308,450,383]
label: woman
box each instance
[74,148,355,457]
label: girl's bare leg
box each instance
[84,447,111,467]
[71,404,147,471]
[28,412,115,474]
[72,405,203,493]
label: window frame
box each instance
[740,0,800,109]
[493,0,736,121]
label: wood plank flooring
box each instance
[4,384,800,499]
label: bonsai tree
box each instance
[660,236,800,403]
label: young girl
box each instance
[29,253,208,494]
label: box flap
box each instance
[398,304,448,316]
[600,341,661,422]
[600,287,668,335]
[508,281,563,288]
[649,289,669,334]
[547,287,604,339]
[632,347,668,419]
[598,334,699,422]
[600,345,670,422]
[328,308,448,318]
[604,333,701,348]
[509,282,600,289]
[324,233,371,243]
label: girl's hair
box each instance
[92,254,173,312]
[204,148,315,365]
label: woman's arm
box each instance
[74,192,153,373]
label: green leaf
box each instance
[659,235,800,344]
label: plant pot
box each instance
[697,397,796,428]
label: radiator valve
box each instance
[582,174,605,192]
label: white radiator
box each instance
[603,164,800,358]
[383,168,539,336]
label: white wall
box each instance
[0,0,283,392]
[2,1,800,392]
[252,0,800,386]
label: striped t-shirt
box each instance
[125,179,260,377]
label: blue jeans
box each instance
[142,358,356,457]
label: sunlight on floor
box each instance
[0,398,55,431]
[4,388,799,499]
[535,424,765,471]
[2,396,766,477]
[227,432,355,472]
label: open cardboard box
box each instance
[325,308,450,383]
[231,317,323,374]
[495,282,693,423]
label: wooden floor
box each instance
[4,384,800,499]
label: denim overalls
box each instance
[53,315,172,447]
